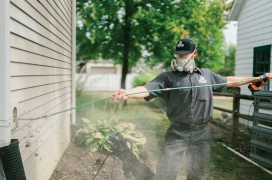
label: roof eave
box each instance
[228,0,245,21]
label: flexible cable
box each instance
[15,77,262,121]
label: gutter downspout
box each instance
[0,0,11,147]
[71,0,76,124]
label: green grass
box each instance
[206,142,272,180]
[213,98,233,120]
[76,92,272,180]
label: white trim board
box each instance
[0,0,11,147]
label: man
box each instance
[112,38,268,180]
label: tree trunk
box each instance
[121,0,134,90]
[121,52,129,89]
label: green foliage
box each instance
[76,0,228,88]
[213,44,236,92]
[216,44,236,76]
[74,117,146,158]
[76,89,83,99]
[159,0,228,69]
[132,71,159,87]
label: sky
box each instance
[223,21,238,45]
[223,0,237,45]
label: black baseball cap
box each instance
[173,38,196,54]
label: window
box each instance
[253,45,271,91]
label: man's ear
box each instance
[192,50,198,58]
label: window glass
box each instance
[253,45,271,91]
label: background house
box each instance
[86,59,122,75]
[228,0,272,121]
[76,59,136,91]
[0,0,76,179]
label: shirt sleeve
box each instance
[144,73,167,101]
[209,71,227,92]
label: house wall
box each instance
[10,0,73,179]
[76,74,136,91]
[86,60,122,75]
[234,0,272,118]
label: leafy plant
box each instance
[74,117,146,158]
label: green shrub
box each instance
[132,71,159,87]
[74,117,146,158]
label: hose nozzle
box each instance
[248,73,272,92]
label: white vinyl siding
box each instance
[10,0,73,179]
[233,0,272,120]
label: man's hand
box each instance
[112,89,129,101]
[258,72,272,87]
[112,86,149,100]
[248,72,272,92]
[262,72,272,81]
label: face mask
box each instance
[171,52,196,72]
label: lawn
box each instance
[213,96,233,120]
[75,91,272,180]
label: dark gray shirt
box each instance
[144,68,227,124]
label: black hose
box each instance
[0,139,26,180]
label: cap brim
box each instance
[172,50,192,54]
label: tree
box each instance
[76,0,229,88]
[216,44,236,76]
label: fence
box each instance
[213,87,272,168]
[213,87,255,147]
[213,88,272,168]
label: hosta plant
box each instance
[74,117,146,158]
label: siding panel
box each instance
[51,0,72,23]
[63,0,72,14]
[22,112,70,180]
[11,81,71,103]
[10,0,73,179]
[239,0,258,10]
[38,0,71,31]
[11,63,71,76]
[19,109,70,160]
[46,0,72,29]
[11,76,72,90]
[238,24,272,41]
[18,89,71,116]
[237,33,272,46]
[13,92,71,133]
[10,19,71,57]
[235,63,253,70]
[67,0,72,7]
[236,53,252,61]
[26,0,72,37]
[237,38,272,51]
[238,1,272,25]
[10,0,71,42]
[238,16,272,35]
[11,34,71,63]
[12,98,71,140]
[59,0,72,18]
[10,48,71,69]
[10,3,71,49]
[24,0,72,38]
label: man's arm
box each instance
[226,72,272,87]
[226,76,260,87]
[111,86,149,101]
